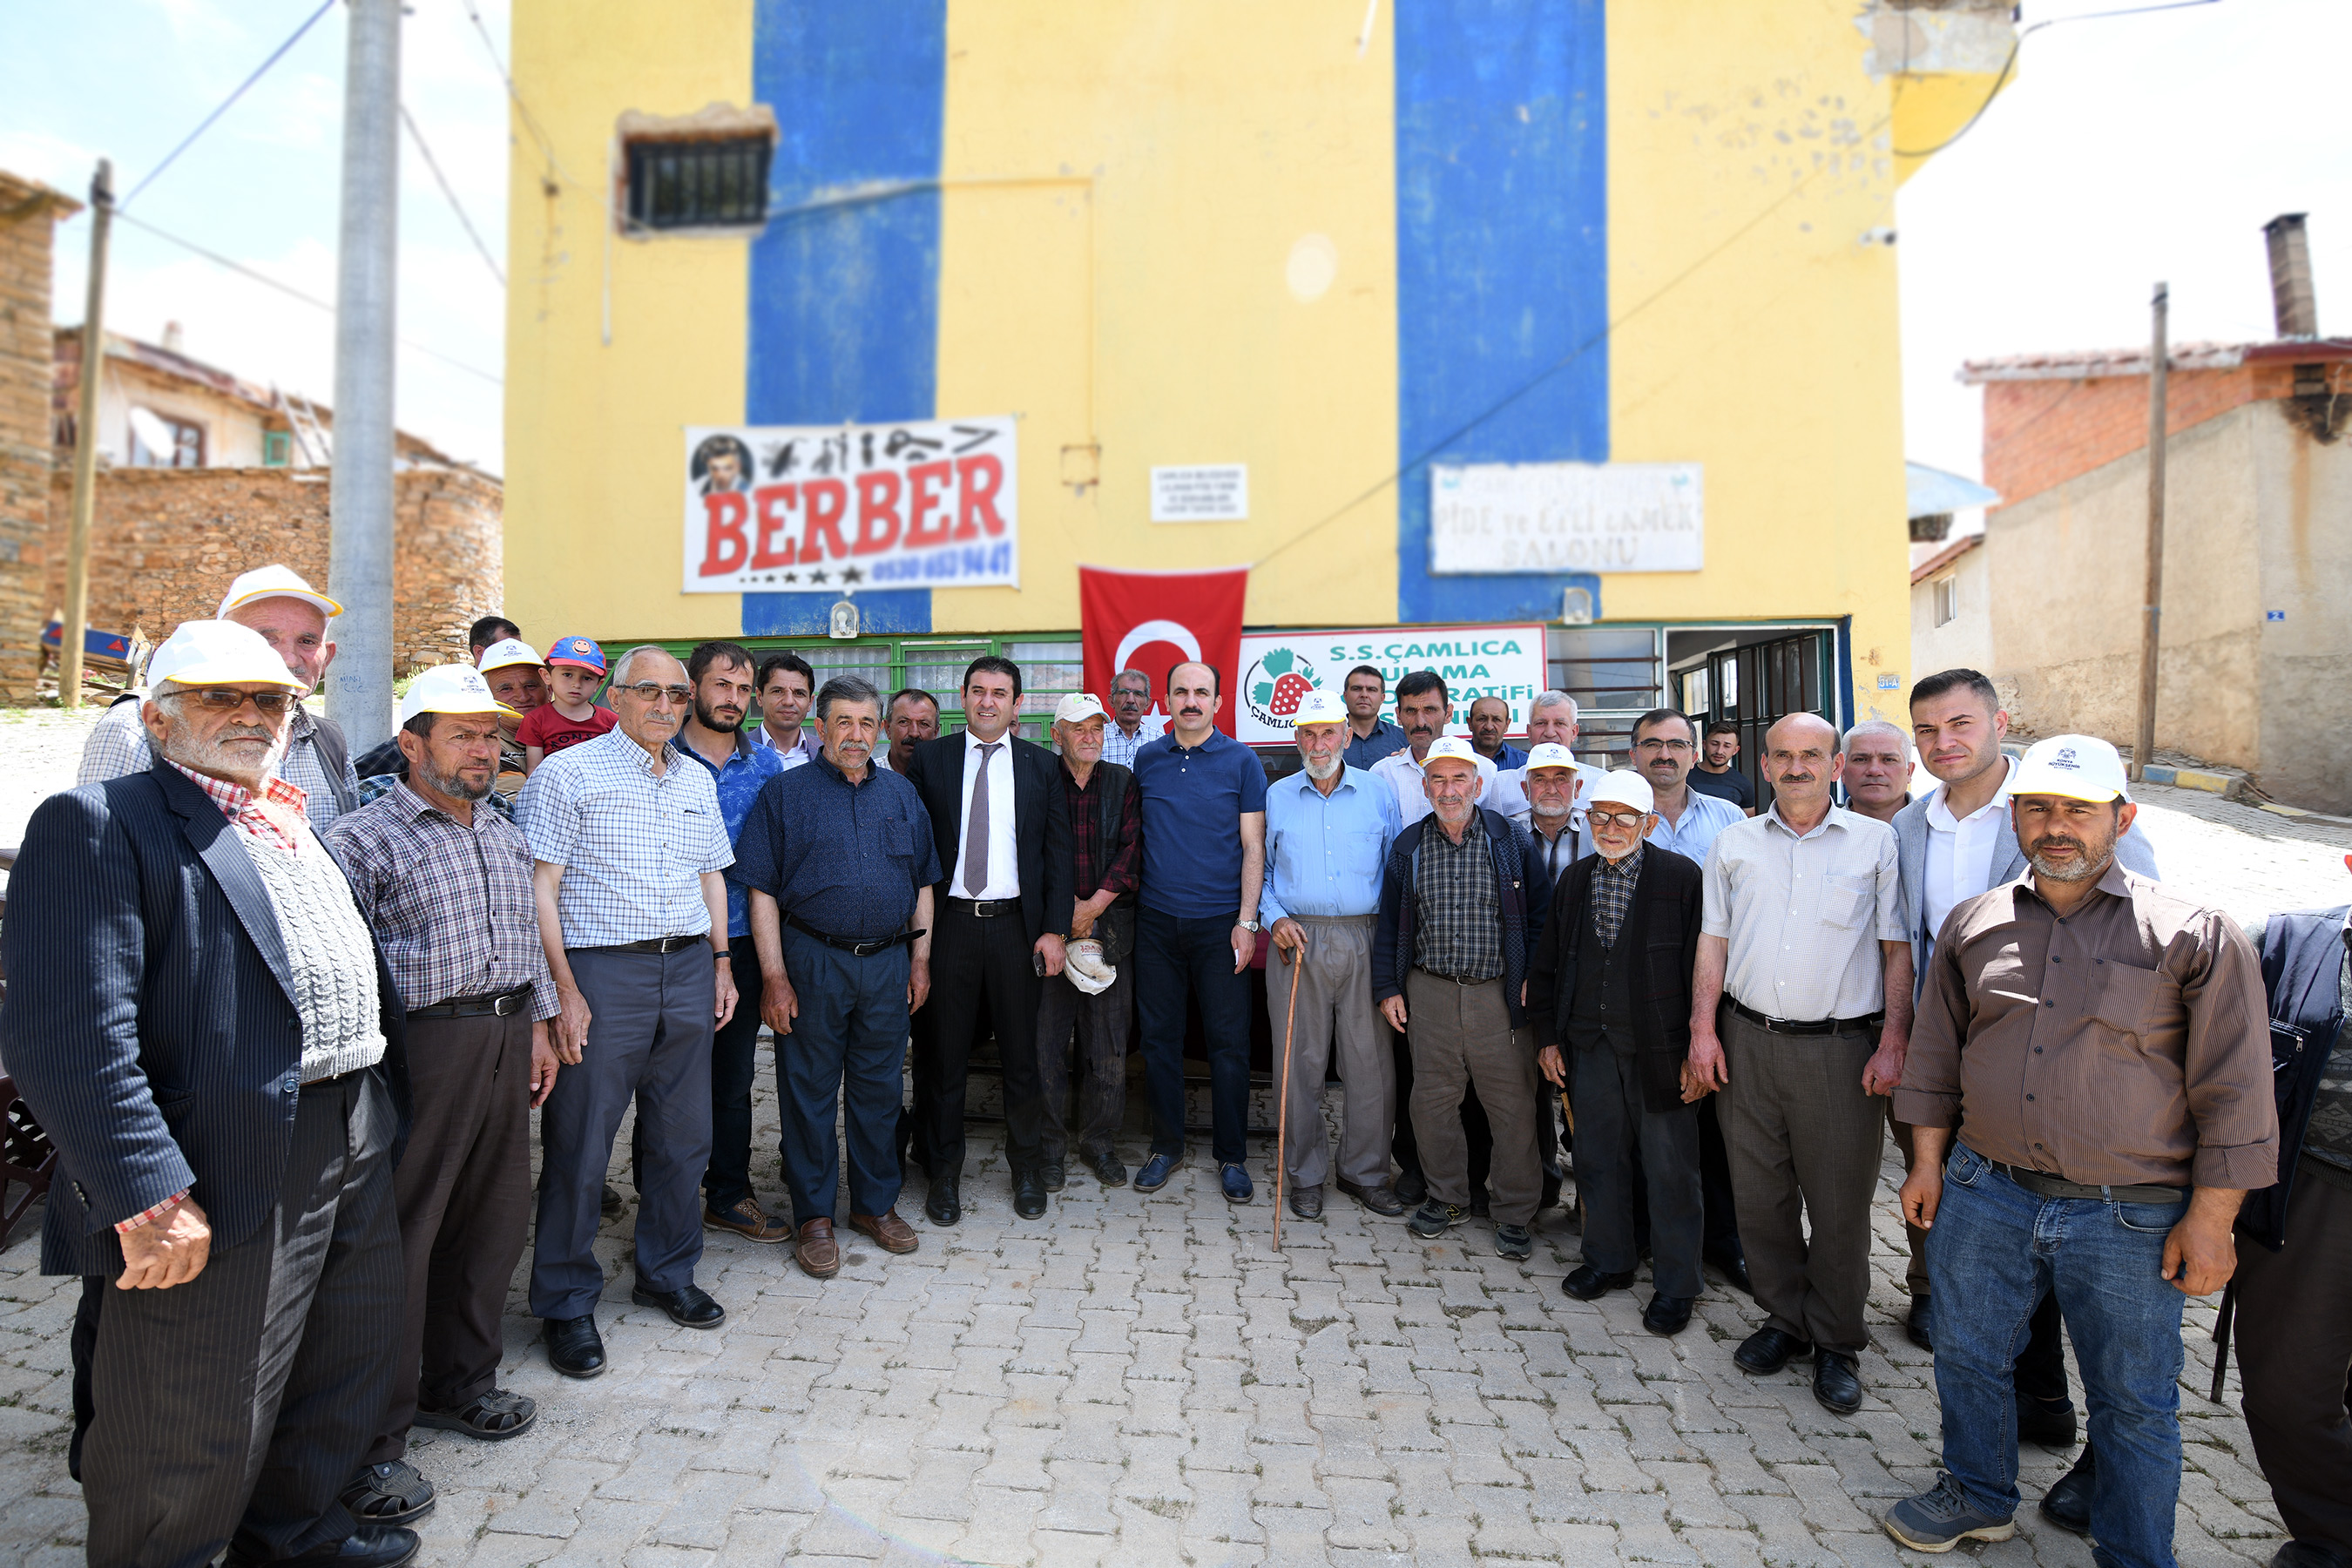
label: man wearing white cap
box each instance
[7,618,416,1566]
[1369,670,1497,827]
[1262,689,1405,1219]
[1885,734,2274,1563]
[327,666,562,1525]
[1037,693,1143,1187]
[1485,691,1605,822]
[1374,736,1553,1260]
[78,564,362,829]
[1526,771,1708,1337]
[1515,742,1591,884]
[476,638,550,797]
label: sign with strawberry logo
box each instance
[1247,647,1321,726]
[1233,623,1548,746]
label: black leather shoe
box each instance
[2270,1542,2352,1568]
[600,1182,626,1219]
[229,1525,421,1565]
[1642,1294,1695,1337]
[1733,1326,1812,1375]
[2017,1395,2078,1449]
[1041,1161,1067,1193]
[1395,1168,1427,1206]
[2039,1443,2094,1537]
[542,1315,605,1378]
[631,1281,725,1329]
[926,1174,962,1227]
[1083,1149,1128,1188]
[1812,1348,1862,1415]
[1906,1295,1934,1352]
[1013,1168,1048,1220]
[1335,1178,1406,1216]
[1288,1183,1324,1220]
[1560,1263,1637,1301]
[1705,1240,1752,1295]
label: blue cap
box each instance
[546,636,606,673]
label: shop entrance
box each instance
[1667,625,1839,812]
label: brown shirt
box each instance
[1895,862,2276,1191]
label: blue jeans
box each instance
[1930,1141,2188,1568]
[1134,906,1253,1165]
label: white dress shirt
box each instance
[1701,804,1903,1022]
[1369,746,1500,827]
[951,727,1021,900]
[1921,754,2016,943]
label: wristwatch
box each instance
[1238,919,1260,933]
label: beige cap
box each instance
[147,619,305,690]
[217,563,342,619]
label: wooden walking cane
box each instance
[1273,930,1306,1251]
[1558,1089,1581,1231]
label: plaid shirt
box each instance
[326,781,558,1018]
[1591,843,1643,950]
[1412,809,1502,981]
[517,727,733,948]
[1100,718,1160,771]
[84,698,358,830]
[1064,761,1141,901]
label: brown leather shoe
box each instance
[704,1196,793,1243]
[848,1210,919,1254]
[794,1218,841,1279]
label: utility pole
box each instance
[327,0,400,751]
[58,159,112,709]
[2131,282,2168,782]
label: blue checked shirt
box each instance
[1259,765,1400,924]
[517,727,734,948]
[676,727,787,938]
[1100,717,1162,770]
[1646,787,1746,868]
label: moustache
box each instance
[2030,835,2085,854]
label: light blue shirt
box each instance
[1646,786,1746,868]
[1259,765,1402,923]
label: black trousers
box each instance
[923,902,1045,1178]
[1571,1034,1704,1298]
[2232,1166,2352,1551]
[701,935,769,1213]
[84,1069,402,1568]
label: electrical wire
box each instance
[400,103,506,287]
[111,208,503,385]
[120,0,337,210]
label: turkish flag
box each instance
[1079,564,1248,737]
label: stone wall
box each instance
[22,464,503,691]
[0,174,75,696]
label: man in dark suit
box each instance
[1526,770,1708,1337]
[901,656,1074,1223]
[3,618,416,1568]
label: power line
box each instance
[401,103,506,287]
[120,0,337,209]
[110,208,503,385]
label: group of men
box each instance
[3,561,2344,1568]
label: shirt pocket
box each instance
[1821,871,1876,930]
[2085,957,2166,1039]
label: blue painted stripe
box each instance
[1394,0,1608,625]
[742,0,943,636]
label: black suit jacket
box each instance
[1524,846,1705,1114]
[1,760,411,1277]
[902,730,1075,944]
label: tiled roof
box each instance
[1960,338,2352,383]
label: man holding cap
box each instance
[1262,689,1405,1219]
[1037,693,1142,1188]
[79,564,361,828]
[328,666,560,1524]
[1884,734,2276,1562]
[1374,736,1552,1259]
[9,618,415,1566]
[1526,771,1707,1336]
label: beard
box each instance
[159,713,287,782]
[693,695,744,734]
[1302,754,1342,781]
[2026,835,2112,883]
[416,754,494,802]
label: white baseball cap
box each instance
[1064,938,1118,996]
[1523,742,1579,773]
[1423,735,1483,770]
[476,638,545,673]
[1289,689,1348,727]
[147,619,304,691]
[2010,734,2131,803]
[398,664,502,726]
[1054,692,1109,725]
[217,563,342,619]
[1585,770,1656,814]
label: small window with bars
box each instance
[624,136,772,231]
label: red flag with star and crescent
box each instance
[1078,564,1248,738]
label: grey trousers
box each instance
[1571,1036,1704,1298]
[532,945,715,1321]
[1270,915,1392,1190]
[84,1070,402,1568]
[1718,1003,1882,1351]
[1404,970,1541,1227]
[1035,964,1132,1164]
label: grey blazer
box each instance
[1894,788,2161,992]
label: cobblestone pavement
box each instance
[0,768,2322,1566]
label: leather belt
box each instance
[1726,997,1879,1036]
[601,935,708,955]
[1414,966,1501,986]
[787,913,924,958]
[1985,1159,2186,1207]
[947,896,1018,919]
[409,983,534,1019]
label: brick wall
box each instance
[0,174,75,695]
[18,464,504,693]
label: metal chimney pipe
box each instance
[2264,213,2318,340]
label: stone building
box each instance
[0,172,79,696]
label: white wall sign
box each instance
[1151,463,1249,522]
[1429,461,1703,574]
[1233,623,1547,745]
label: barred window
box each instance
[624,137,771,231]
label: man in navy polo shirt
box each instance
[1131,661,1268,1202]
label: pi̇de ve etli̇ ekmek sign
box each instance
[682,416,1020,594]
[1429,460,1702,574]
[1234,624,1548,745]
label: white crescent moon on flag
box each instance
[1113,618,1202,675]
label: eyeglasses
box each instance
[1633,737,1693,754]
[181,689,296,716]
[618,682,693,705]
[1587,808,1648,828]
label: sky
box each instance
[1,0,2345,490]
